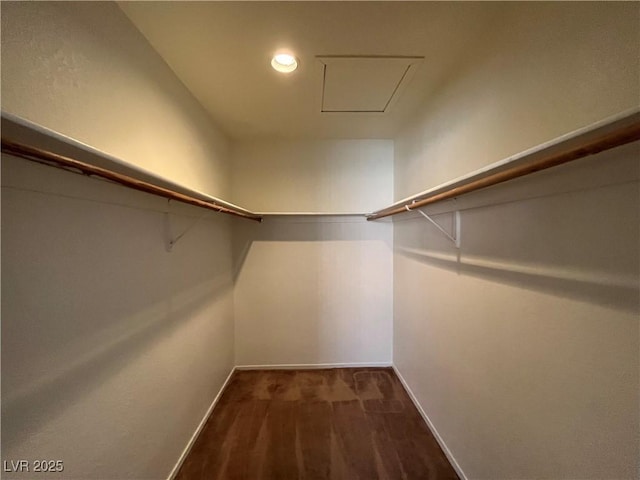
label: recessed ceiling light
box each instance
[271,53,298,73]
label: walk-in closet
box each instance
[2,2,638,479]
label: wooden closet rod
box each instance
[367,112,640,221]
[1,138,263,222]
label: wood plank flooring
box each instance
[176,368,459,480]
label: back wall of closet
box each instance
[231,140,393,367]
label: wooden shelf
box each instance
[368,108,640,220]
[1,113,262,222]
[5,108,638,224]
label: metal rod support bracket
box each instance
[406,204,461,248]
[164,201,210,252]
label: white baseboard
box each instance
[392,364,467,480]
[167,366,236,480]
[235,362,392,370]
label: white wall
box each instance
[231,140,393,212]
[231,140,394,366]
[395,2,639,199]
[393,2,639,479]
[3,1,638,479]
[2,157,235,479]
[1,1,230,198]
[1,2,235,479]
[233,216,393,367]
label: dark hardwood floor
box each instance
[175,368,459,480]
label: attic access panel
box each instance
[318,56,423,113]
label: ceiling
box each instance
[119,2,502,140]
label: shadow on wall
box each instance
[230,216,394,366]
[231,216,393,282]
[399,246,638,314]
[1,161,235,458]
[394,177,639,314]
[1,278,231,451]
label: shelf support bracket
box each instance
[164,200,210,252]
[406,204,461,248]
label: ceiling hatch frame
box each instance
[317,55,424,114]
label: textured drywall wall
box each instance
[1,2,235,479]
[1,1,230,198]
[230,140,394,366]
[233,216,393,367]
[395,2,639,199]
[2,156,235,479]
[231,140,393,213]
[393,2,640,478]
